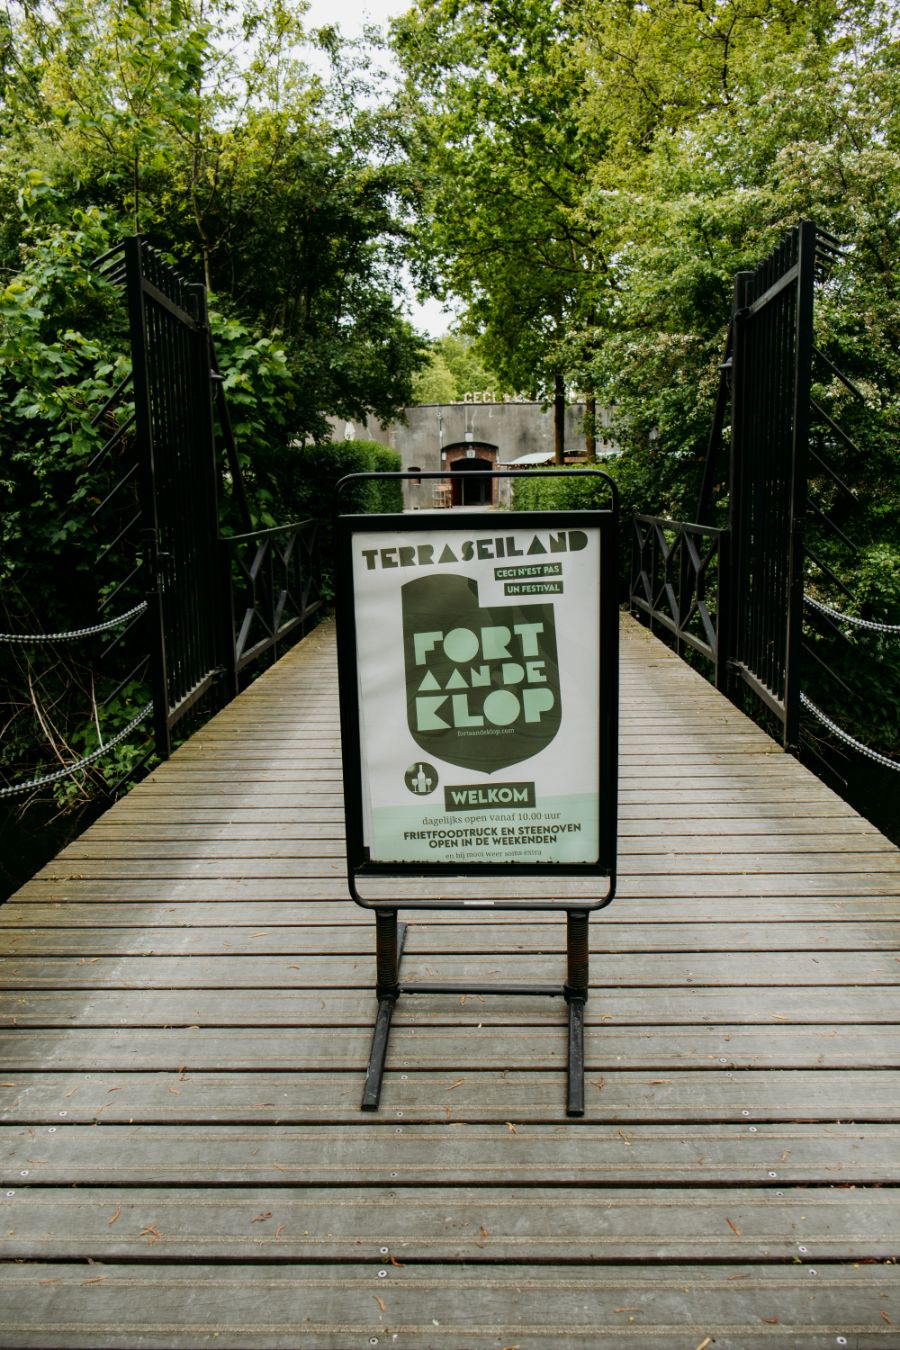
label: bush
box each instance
[511,467,616,513]
[510,463,629,593]
[275,439,403,598]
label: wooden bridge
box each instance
[2,614,899,1347]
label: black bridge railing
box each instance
[119,237,326,759]
[630,516,729,690]
[629,220,899,779]
[630,222,818,748]
[222,520,323,697]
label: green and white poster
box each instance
[351,523,602,866]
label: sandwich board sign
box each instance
[334,470,618,1115]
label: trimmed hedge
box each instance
[284,439,403,598]
[511,467,615,513]
[286,439,402,518]
[511,462,632,595]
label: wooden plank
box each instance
[3,1068,899,1124]
[78,815,884,837]
[1,1262,896,1350]
[12,871,900,899]
[5,900,900,927]
[2,1024,897,1072]
[38,802,865,827]
[4,984,895,1026]
[50,832,900,858]
[2,612,899,1348]
[3,1185,900,1262]
[143,762,834,783]
[4,1121,898,1185]
[99,786,856,808]
[28,851,900,879]
[2,950,898,988]
[5,920,900,955]
[35,859,349,880]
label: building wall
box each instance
[329,401,617,510]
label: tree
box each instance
[392,0,610,458]
[410,334,502,403]
[0,0,427,438]
[392,0,876,465]
[0,0,429,875]
[566,0,900,523]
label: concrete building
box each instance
[333,400,618,509]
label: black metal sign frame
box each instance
[334,470,618,1115]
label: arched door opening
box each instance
[449,456,494,506]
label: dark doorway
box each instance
[450,457,493,506]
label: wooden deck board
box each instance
[5,919,900,952]
[3,1024,899,1070]
[5,1184,899,1262]
[2,613,899,1348]
[1,1264,897,1350]
[4,1122,900,1184]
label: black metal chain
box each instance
[804,595,900,636]
[0,601,148,645]
[0,703,153,799]
[801,693,900,772]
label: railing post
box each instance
[649,523,660,639]
[124,237,171,761]
[676,523,689,658]
[715,529,731,692]
[219,537,239,702]
[727,269,754,708]
[784,220,816,752]
[631,518,644,618]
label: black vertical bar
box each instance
[173,275,191,709]
[784,221,815,751]
[153,282,178,709]
[361,999,396,1111]
[565,911,589,1118]
[124,237,171,760]
[190,283,224,693]
[696,320,733,524]
[677,524,689,655]
[715,529,730,692]
[362,912,405,1111]
[220,537,239,701]
[566,998,585,1117]
[599,513,618,879]
[375,910,401,997]
[761,283,775,697]
[728,271,753,699]
[175,295,194,706]
[756,273,766,691]
[565,911,590,999]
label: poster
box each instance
[351,522,602,867]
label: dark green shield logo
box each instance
[402,573,561,773]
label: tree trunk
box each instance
[585,391,597,458]
[554,373,565,464]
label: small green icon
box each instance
[405,762,438,795]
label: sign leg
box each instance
[566,997,585,1117]
[362,996,396,1111]
[362,911,406,1111]
[565,910,589,1117]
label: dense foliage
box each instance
[410,335,503,404]
[2,0,900,887]
[1,0,428,441]
[393,0,900,760]
[0,0,427,875]
[269,438,402,599]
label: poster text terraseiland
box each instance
[352,526,602,866]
